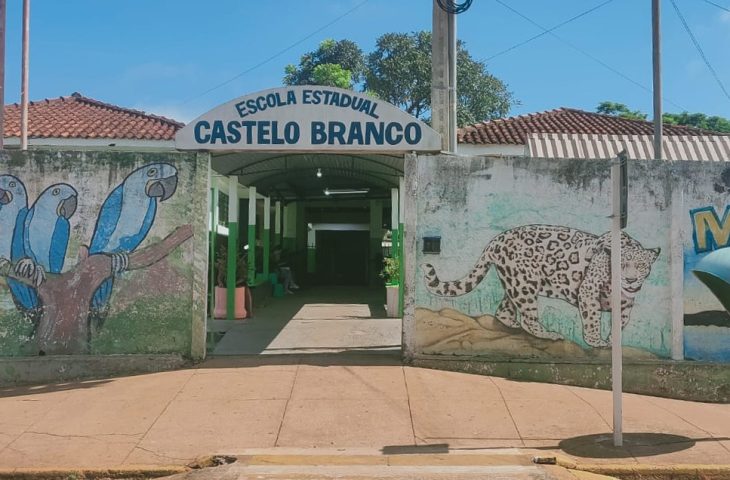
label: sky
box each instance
[1,0,729,123]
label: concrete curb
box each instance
[0,465,189,479]
[556,457,730,480]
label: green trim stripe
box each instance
[226,222,239,320]
[247,223,256,286]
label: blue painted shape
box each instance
[24,184,77,273]
[89,185,123,254]
[88,163,178,313]
[684,325,730,362]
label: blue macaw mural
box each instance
[0,175,37,313]
[88,163,178,327]
[16,183,78,286]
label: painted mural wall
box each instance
[682,165,730,362]
[0,150,208,357]
[408,155,677,361]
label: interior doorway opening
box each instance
[205,152,405,357]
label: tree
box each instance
[663,112,730,133]
[597,102,730,133]
[596,101,647,121]
[284,32,515,126]
[284,39,365,89]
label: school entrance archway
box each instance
[175,86,441,356]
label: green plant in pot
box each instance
[381,257,400,317]
[214,245,248,287]
[213,246,249,318]
[380,256,400,286]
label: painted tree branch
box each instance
[1,225,194,355]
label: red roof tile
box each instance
[3,93,184,141]
[458,108,727,145]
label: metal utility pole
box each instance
[652,0,662,160]
[447,10,457,152]
[0,0,6,149]
[20,0,30,150]
[611,151,628,447]
[432,1,451,152]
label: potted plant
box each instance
[380,256,400,318]
[213,246,249,319]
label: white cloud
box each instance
[720,11,730,23]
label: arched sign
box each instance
[176,86,442,152]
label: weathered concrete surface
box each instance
[1,356,730,469]
[410,355,730,403]
[159,452,560,480]
[211,287,401,355]
[0,354,188,387]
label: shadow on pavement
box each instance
[0,378,113,398]
[557,432,729,458]
[198,351,403,369]
[381,444,450,455]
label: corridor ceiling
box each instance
[211,152,404,201]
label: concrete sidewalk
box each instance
[1,354,729,470]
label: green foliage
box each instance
[596,101,647,120]
[597,101,730,133]
[380,257,400,285]
[214,245,247,287]
[284,32,515,126]
[662,112,730,133]
[284,38,365,88]
[312,63,352,89]
[366,31,513,125]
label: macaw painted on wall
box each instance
[0,163,192,355]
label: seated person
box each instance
[272,247,299,293]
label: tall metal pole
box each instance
[0,0,6,149]
[432,1,450,152]
[611,155,624,447]
[652,0,662,160]
[447,9,457,153]
[20,0,30,150]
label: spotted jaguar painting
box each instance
[422,225,660,347]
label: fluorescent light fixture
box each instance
[323,188,370,196]
[316,168,323,178]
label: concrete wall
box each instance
[405,154,730,366]
[0,150,208,359]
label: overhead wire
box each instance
[699,0,730,13]
[485,0,614,62]
[493,0,686,111]
[180,0,370,105]
[670,0,730,104]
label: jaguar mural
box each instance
[422,224,660,348]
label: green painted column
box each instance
[263,195,271,279]
[398,177,405,317]
[369,200,383,286]
[209,185,218,316]
[283,202,297,252]
[226,177,239,320]
[390,187,400,280]
[247,186,257,286]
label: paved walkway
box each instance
[1,354,729,469]
[211,287,401,355]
